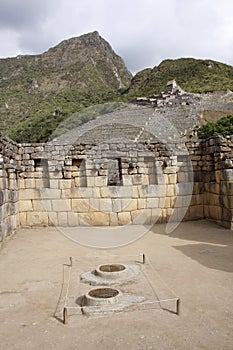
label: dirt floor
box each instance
[0,220,232,350]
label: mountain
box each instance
[125,58,233,98]
[0,31,132,142]
[1,32,233,144]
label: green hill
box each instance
[125,58,233,99]
[1,32,233,144]
[0,31,132,142]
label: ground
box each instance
[0,220,232,350]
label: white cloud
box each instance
[0,0,232,73]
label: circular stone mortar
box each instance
[95,263,129,280]
[84,287,121,306]
[80,263,141,286]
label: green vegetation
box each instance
[125,58,233,99]
[1,31,233,144]
[0,32,131,143]
[198,115,233,139]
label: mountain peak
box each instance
[0,31,132,142]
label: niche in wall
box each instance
[107,158,123,186]
[34,159,50,188]
[72,158,87,187]
[144,156,157,184]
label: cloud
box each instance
[0,0,232,73]
[0,0,57,29]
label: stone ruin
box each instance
[0,103,233,247]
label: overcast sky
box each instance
[0,0,233,73]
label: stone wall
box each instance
[0,134,20,247]
[0,132,233,245]
[185,136,233,229]
[16,140,181,227]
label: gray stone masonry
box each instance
[0,105,233,246]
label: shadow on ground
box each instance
[173,243,233,273]
[151,220,233,273]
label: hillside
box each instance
[125,58,233,99]
[1,32,233,143]
[0,31,132,142]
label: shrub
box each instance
[198,115,233,139]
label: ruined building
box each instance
[1,100,233,247]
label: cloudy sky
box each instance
[0,0,233,73]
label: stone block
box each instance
[87,177,95,187]
[39,188,61,199]
[17,179,25,190]
[166,208,178,222]
[121,198,138,212]
[19,212,27,226]
[26,212,48,226]
[122,175,132,186]
[132,186,139,198]
[137,198,146,210]
[168,173,177,184]
[141,175,149,185]
[223,195,233,209]
[95,177,107,187]
[19,188,41,200]
[100,186,119,198]
[166,184,176,197]
[89,198,100,211]
[99,199,113,212]
[59,179,72,190]
[112,199,121,212]
[33,199,52,212]
[67,212,79,226]
[72,199,90,213]
[24,179,36,189]
[78,213,91,226]
[52,199,71,212]
[223,169,233,181]
[77,187,93,199]
[9,179,18,190]
[177,183,193,196]
[58,212,68,226]
[163,166,178,174]
[78,212,109,226]
[109,213,118,226]
[222,207,232,222]
[188,205,204,219]
[118,212,131,225]
[48,212,58,226]
[132,174,142,185]
[131,209,152,225]
[162,197,170,209]
[43,179,56,189]
[89,212,110,226]
[146,198,159,208]
[151,208,162,223]
[9,190,18,203]
[208,206,222,220]
[49,172,63,179]
[221,182,233,196]
[19,200,33,212]
[139,184,166,198]
[92,187,101,198]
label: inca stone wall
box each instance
[0,132,233,247]
[0,134,20,248]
